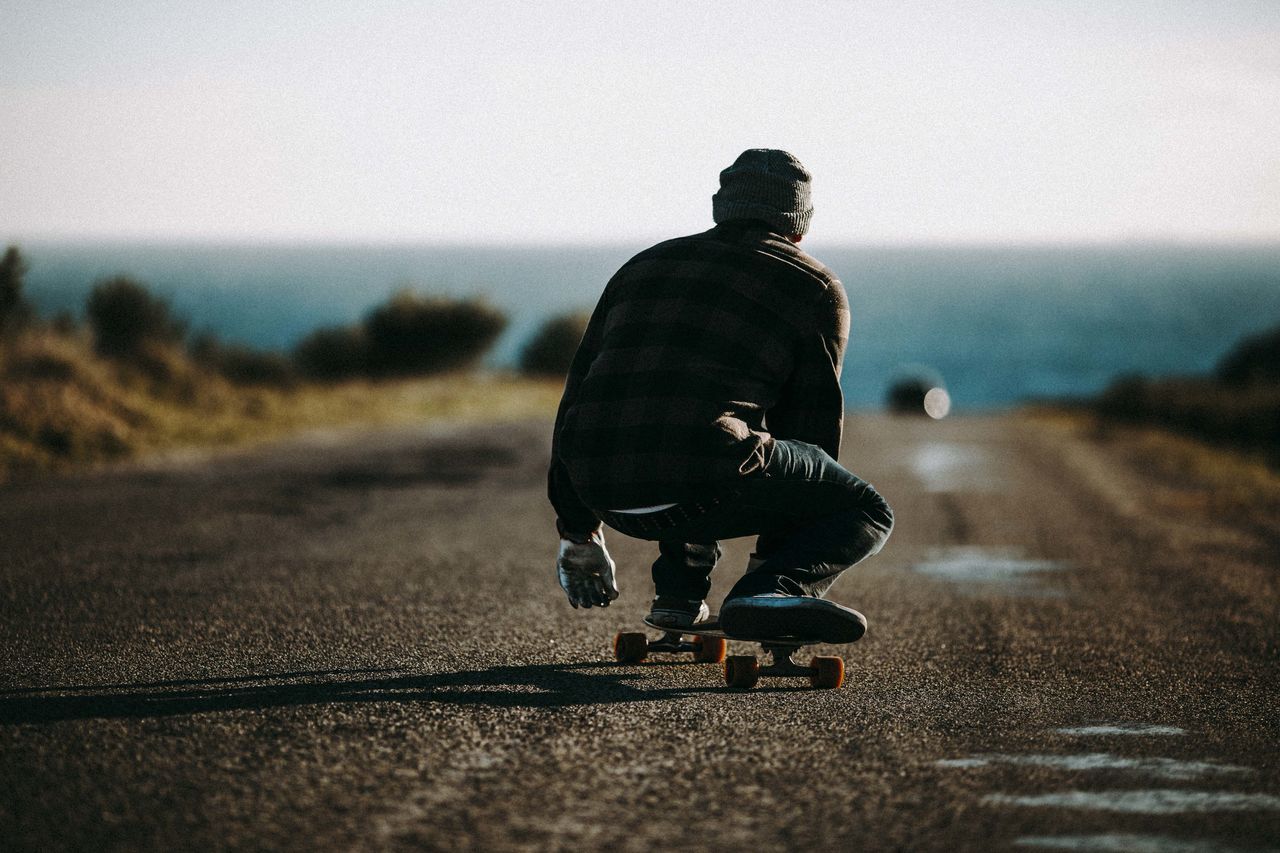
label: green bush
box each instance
[86,276,186,358]
[50,311,77,336]
[519,312,589,376]
[293,325,370,380]
[1095,321,1280,459]
[0,246,33,339]
[363,290,507,377]
[1216,323,1280,387]
[190,333,297,388]
[1095,374,1280,455]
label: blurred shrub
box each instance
[217,348,297,388]
[5,347,78,382]
[886,377,932,415]
[116,341,204,402]
[293,325,370,380]
[1095,374,1280,455]
[191,333,297,388]
[51,311,78,336]
[86,276,187,358]
[885,365,947,415]
[1215,324,1280,387]
[519,312,589,376]
[188,333,219,363]
[1095,322,1280,459]
[0,245,34,339]
[363,290,507,377]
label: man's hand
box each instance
[556,529,619,608]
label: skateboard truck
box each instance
[724,642,844,689]
[629,630,728,663]
[613,620,846,689]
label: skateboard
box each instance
[612,617,846,689]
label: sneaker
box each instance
[719,593,867,644]
[647,596,711,630]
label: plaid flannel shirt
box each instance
[549,221,850,536]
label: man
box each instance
[548,149,893,643]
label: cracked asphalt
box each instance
[1,414,1277,851]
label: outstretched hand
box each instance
[557,530,619,608]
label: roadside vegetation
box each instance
[294,290,508,380]
[518,311,589,376]
[1088,323,1280,465]
[0,245,574,480]
[1029,322,1280,535]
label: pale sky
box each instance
[3,0,1278,244]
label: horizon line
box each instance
[7,231,1280,251]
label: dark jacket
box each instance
[549,221,849,535]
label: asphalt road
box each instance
[1,414,1277,852]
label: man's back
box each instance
[548,149,891,648]
[551,220,849,513]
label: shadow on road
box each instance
[0,662,727,724]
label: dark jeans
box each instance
[597,440,893,602]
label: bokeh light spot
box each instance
[924,387,951,419]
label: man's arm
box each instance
[547,299,609,538]
[765,279,850,459]
[549,462,598,540]
[548,298,620,608]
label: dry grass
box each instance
[0,328,562,481]
[1027,405,1280,536]
[1092,374,1279,455]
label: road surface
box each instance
[1,414,1277,851]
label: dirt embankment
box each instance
[0,327,561,481]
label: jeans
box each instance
[597,439,893,602]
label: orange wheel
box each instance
[809,656,845,689]
[724,655,761,688]
[692,635,727,663]
[613,632,648,663]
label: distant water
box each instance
[19,240,1280,409]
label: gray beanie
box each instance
[712,149,813,236]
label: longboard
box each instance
[612,616,846,689]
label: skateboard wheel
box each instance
[613,632,648,663]
[724,655,760,688]
[809,656,845,689]
[692,635,727,664]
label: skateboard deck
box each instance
[613,615,847,689]
[641,617,822,644]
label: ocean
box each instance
[17,240,1280,410]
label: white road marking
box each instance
[912,546,1064,586]
[936,753,1251,781]
[1014,834,1249,852]
[910,442,1001,492]
[1053,724,1186,736]
[984,789,1280,814]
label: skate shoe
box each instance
[719,593,867,644]
[647,596,711,630]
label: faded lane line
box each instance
[913,547,1064,581]
[984,790,1280,814]
[911,546,1066,595]
[937,753,1251,781]
[910,442,1002,493]
[1053,724,1186,736]
[1014,834,1250,852]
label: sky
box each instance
[2,0,1278,245]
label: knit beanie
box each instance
[712,149,814,236]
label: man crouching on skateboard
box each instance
[548,149,893,643]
